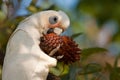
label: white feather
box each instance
[2,10,70,80]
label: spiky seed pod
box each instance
[40,33,81,64]
[57,36,81,64]
[40,33,63,54]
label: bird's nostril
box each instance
[47,28,54,34]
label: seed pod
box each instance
[40,33,81,64]
[40,33,63,54]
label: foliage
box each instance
[81,47,108,60]
[0,0,120,80]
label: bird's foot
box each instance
[49,44,60,56]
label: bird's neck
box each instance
[17,21,42,43]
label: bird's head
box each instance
[36,10,70,35]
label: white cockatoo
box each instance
[2,10,70,80]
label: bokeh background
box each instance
[0,0,120,80]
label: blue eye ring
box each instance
[49,16,58,24]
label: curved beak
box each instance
[54,27,63,35]
[46,27,63,35]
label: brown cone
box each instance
[40,33,63,54]
[40,33,81,64]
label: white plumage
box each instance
[2,10,70,80]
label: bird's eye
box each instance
[49,16,58,24]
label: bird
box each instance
[2,10,70,80]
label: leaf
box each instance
[1,3,8,16]
[81,47,108,60]
[0,11,6,22]
[114,53,120,68]
[71,32,83,39]
[105,62,113,72]
[27,5,38,13]
[69,64,79,80]
[50,62,69,76]
[110,67,120,80]
[78,63,102,75]
[109,53,120,80]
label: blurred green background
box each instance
[0,0,120,80]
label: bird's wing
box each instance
[3,30,56,80]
